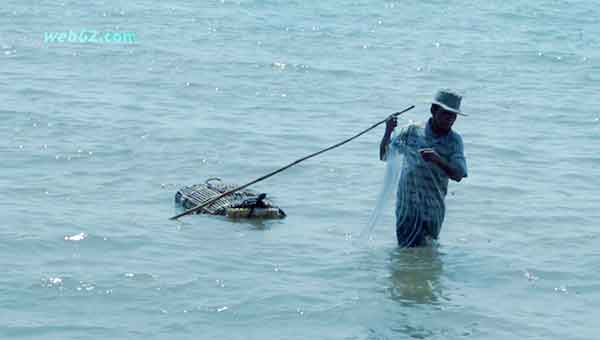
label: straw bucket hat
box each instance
[432,90,467,116]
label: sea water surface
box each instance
[2,0,599,339]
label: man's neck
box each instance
[428,118,450,137]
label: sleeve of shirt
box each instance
[450,134,468,178]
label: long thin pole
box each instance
[169,105,414,220]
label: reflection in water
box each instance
[387,246,445,305]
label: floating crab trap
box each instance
[174,178,286,219]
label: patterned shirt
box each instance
[384,119,467,237]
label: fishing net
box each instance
[357,129,403,243]
[359,125,447,247]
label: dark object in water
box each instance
[174,178,286,219]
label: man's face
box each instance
[432,106,457,132]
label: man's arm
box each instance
[420,148,465,182]
[380,116,397,161]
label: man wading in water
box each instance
[379,90,468,247]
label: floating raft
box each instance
[174,178,286,219]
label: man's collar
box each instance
[425,118,435,137]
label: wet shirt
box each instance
[386,119,467,237]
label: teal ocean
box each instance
[2,1,599,339]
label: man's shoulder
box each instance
[448,129,464,144]
[445,129,465,154]
[409,121,426,129]
[400,121,426,134]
